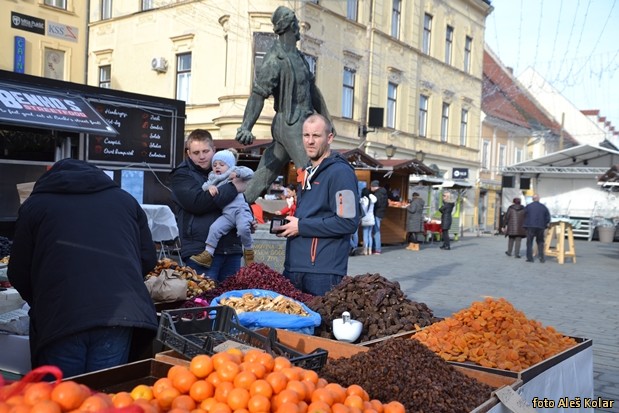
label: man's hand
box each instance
[236,127,255,145]
[277,215,299,238]
[232,176,248,193]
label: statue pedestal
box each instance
[250,224,286,273]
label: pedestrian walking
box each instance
[523,194,551,263]
[439,192,455,250]
[503,197,526,258]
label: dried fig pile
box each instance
[413,297,577,371]
[308,273,439,342]
[320,337,494,412]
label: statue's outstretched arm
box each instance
[236,92,266,145]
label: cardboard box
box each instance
[0,333,31,375]
[0,288,25,313]
[154,350,190,367]
[69,359,174,392]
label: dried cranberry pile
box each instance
[201,263,314,303]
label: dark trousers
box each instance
[526,228,546,261]
[507,236,523,256]
[441,229,450,247]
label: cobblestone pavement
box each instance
[346,235,619,413]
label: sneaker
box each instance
[514,255,521,259]
[525,259,534,263]
[190,250,213,267]
[505,251,512,257]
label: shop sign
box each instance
[0,82,118,137]
[14,36,26,73]
[11,12,45,35]
[452,168,469,179]
[47,22,79,42]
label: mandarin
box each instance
[189,380,214,402]
[50,381,88,411]
[190,355,214,379]
[172,370,198,394]
[249,380,272,400]
[29,400,61,413]
[382,402,405,413]
[246,395,270,413]
[226,388,250,411]
[171,394,197,411]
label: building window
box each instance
[101,0,112,20]
[515,147,523,164]
[445,25,453,65]
[391,0,401,39]
[253,32,277,79]
[460,109,468,146]
[342,68,355,119]
[303,54,317,76]
[387,82,397,128]
[176,53,191,102]
[464,36,472,73]
[498,144,506,169]
[99,65,111,89]
[440,103,449,142]
[482,140,490,169]
[347,0,358,21]
[423,14,433,54]
[419,94,428,138]
[44,0,66,9]
[141,0,153,11]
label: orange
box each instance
[189,380,214,402]
[24,382,53,405]
[168,365,191,381]
[242,349,264,364]
[254,353,275,373]
[29,400,61,413]
[209,402,232,413]
[80,394,114,412]
[300,369,319,385]
[199,397,217,412]
[173,370,199,394]
[112,392,135,408]
[9,404,32,413]
[316,378,328,389]
[272,357,292,372]
[240,362,266,379]
[306,400,332,413]
[265,372,287,395]
[343,396,364,410]
[190,355,214,379]
[311,388,334,406]
[382,402,404,413]
[246,395,270,413]
[369,400,383,413]
[301,380,316,401]
[298,400,308,413]
[273,389,299,410]
[191,409,208,413]
[331,403,350,413]
[233,371,257,390]
[50,381,88,411]
[168,408,191,413]
[211,352,235,371]
[206,372,224,388]
[216,360,240,382]
[279,367,301,382]
[156,387,181,410]
[172,395,197,411]
[346,385,369,402]
[131,384,154,401]
[213,382,234,404]
[226,388,250,411]
[152,378,174,399]
[249,379,273,399]
[224,348,243,364]
[324,383,346,404]
[133,399,158,413]
[285,380,307,402]
[275,402,300,413]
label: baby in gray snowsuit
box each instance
[189,149,255,268]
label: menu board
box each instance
[86,99,176,168]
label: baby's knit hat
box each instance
[212,150,236,169]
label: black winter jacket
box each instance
[439,202,455,230]
[169,158,243,259]
[372,187,389,219]
[8,159,158,362]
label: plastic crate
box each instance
[157,306,327,372]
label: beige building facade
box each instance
[1,0,89,82]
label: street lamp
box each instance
[415,150,425,162]
[385,144,397,159]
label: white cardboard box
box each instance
[0,333,31,374]
[0,288,25,313]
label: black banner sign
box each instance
[0,82,117,136]
[86,99,175,167]
[452,168,469,179]
[11,12,45,35]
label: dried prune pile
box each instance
[319,337,494,413]
[308,273,439,342]
[0,236,12,258]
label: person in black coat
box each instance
[523,194,551,263]
[503,197,526,258]
[439,191,455,250]
[8,159,158,377]
[169,129,250,282]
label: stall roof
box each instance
[378,158,436,175]
[598,164,619,190]
[502,144,617,176]
[0,80,118,137]
[336,148,383,168]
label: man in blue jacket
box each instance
[277,114,360,295]
[523,194,551,263]
[8,159,158,377]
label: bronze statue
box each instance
[235,6,332,202]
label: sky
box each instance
[485,0,619,129]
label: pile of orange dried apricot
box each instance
[413,297,577,371]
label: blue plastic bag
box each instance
[211,289,321,334]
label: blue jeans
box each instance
[283,270,343,296]
[350,231,358,250]
[184,253,242,283]
[362,225,373,251]
[372,217,382,253]
[35,326,132,378]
